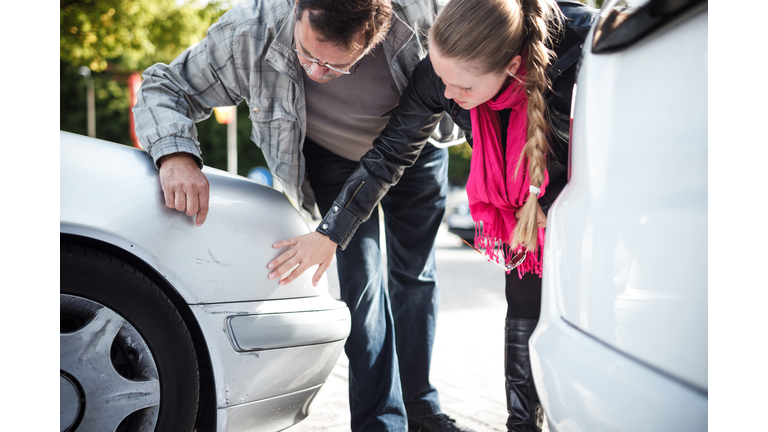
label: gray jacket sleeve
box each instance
[133,15,249,169]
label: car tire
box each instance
[60,243,199,432]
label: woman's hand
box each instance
[515,201,547,228]
[268,232,338,287]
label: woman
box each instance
[428,1,562,430]
[268,0,596,430]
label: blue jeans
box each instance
[304,139,449,432]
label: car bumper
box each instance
[530,306,707,432]
[190,294,350,431]
[214,384,325,431]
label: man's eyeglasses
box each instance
[462,239,528,272]
[291,38,364,76]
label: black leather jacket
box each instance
[317,0,598,249]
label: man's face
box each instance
[293,9,367,83]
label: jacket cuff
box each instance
[316,202,363,250]
[148,136,203,169]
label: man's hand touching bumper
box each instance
[158,153,210,226]
[268,232,337,286]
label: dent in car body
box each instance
[60,132,328,304]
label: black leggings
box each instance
[505,271,542,320]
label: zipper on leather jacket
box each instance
[345,181,366,209]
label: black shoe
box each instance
[408,413,474,432]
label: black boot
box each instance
[505,318,542,432]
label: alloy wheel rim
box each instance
[60,294,160,432]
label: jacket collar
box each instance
[266,15,302,84]
[381,11,416,61]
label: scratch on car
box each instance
[166,217,181,232]
[208,249,231,267]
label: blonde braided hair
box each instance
[430,0,563,251]
[511,0,562,251]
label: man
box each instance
[133,1,470,431]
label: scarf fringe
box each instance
[474,221,543,278]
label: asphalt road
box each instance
[290,221,537,432]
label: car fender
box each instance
[60,131,328,304]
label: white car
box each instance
[531,0,707,430]
[60,132,351,432]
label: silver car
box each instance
[531,0,707,430]
[60,132,351,432]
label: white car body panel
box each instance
[531,314,707,432]
[531,2,707,430]
[190,298,348,407]
[60,132,327,304]
[60,132,350,431]
[215,385,325,432]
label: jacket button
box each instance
[452,109,459,116]
[332,206,339,213]
[253,107,260,114]
[321,223,329,230]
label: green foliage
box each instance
[579,0,606,8]
[447,142,472,186]
[60,0,270,176]
[195,104,269,176]
[61,60,132,145]
[60,0,230,72]
[61,60,267,175]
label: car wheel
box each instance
[60,243,199,432]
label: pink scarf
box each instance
[466,63,549,278]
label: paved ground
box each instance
[290,220,547,432]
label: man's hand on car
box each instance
[158,153,210,226]
[268,231,337,287]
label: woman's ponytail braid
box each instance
[511,0,561,251]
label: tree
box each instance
[60,0,229,150]
[60,0,271,175]
[60,0,230,72]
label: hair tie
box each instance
[529,185,540,196]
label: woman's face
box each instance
[429,44,521,110]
